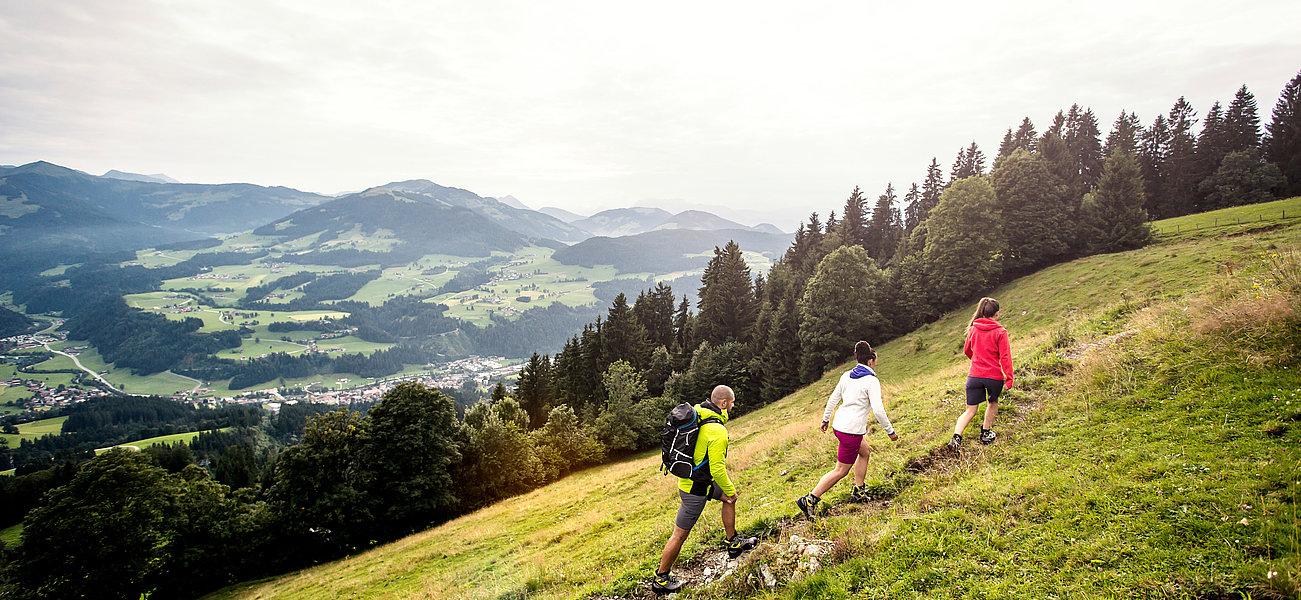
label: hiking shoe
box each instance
[651,571,685,594]
[947,433,963,450]
[726,535,759,558]
[849,484,868,503]
[980,428,997,445]
[796,494,819,520]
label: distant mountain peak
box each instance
[496,195,529,210]
[538,206,588,223]
[102,170,180,184]
[6,160,89,178]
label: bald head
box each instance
[711,385,735,411]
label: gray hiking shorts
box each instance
[675,482,724,530]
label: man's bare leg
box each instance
[720,500,737,539]
[657,526,690,575]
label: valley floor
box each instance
[210,202,1301,599]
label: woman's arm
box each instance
[822,377,845,424]
[866,377,896,437]
[999,329,1015,387]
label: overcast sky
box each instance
[2,1,1299,226]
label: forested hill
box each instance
[552,228,792,272]
[0,161,327,235]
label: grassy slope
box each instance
[211,200,1301,600]
[0,416,67,447]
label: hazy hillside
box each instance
[652,209,748,231]
[538,206,587,223]
[253,188,531,264]
[570,207,675,237]
[0,161,327,235]
[378,180,588,243]
[210,203,1300,599]
[101,170,180,184]
[552,228,791,273]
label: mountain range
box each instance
[1,160,792,274]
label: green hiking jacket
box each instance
[676,402,735,497]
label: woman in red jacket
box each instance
[948,297,1014,448]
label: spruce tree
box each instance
[998,129,1016,161]
[865,183,903,265]
[756,264,801,401]
[1224,84,1262,152]
[1160,97,1199,218]
[602,293,650,368]
[1139,113,1170,216]
[671,295,695,372]
[839,186,869,248]
[991,149,1073,273]
[920,176,1004,309]
[1013,117,1038,153]
[902,182,924,233]
[632,282,675,349]
[797,245,888,382]
[1043,110,1067,139]
[949,146,969,182]
[696,240,756,345]
[889,223,934,330]
[514,352,552,428]
[1080,150,1152,253]
[1067,106,1104,190]
[1265,70,1301,195]
[1194,100,1232,207]
[919,158,944,222]
[1103,111,1142,158]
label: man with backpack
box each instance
[652,385,758,594]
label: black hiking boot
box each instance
[849,484,868,503]
[796,494,819,520]
[947,433,963,450]
[980,428,997,445]
[726,535,759,558]
[651,571,684,594]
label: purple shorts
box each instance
[833,429,864,464]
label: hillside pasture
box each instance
[0,416,67,447]
[209,204,1300,600]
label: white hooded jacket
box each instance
[822,364,895,436]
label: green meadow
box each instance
[209,201,1301,600]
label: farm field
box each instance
[70,346,200,397]
[96,428,228,454]
[211,202,1301,600]
[1152,196,1300,240]
[0,416,68,447]
[437,246,615,325]
[159,263,343,306]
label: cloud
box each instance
[0,0,1297,227]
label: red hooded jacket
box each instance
[964,317,1014,386]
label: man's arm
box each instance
[708,430,736,498]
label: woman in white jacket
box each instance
[796,341,898,519]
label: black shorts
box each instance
[965,376,1004,406]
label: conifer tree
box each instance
[671,295,695,372]
[865,183,903,265]
[1067,106,1104,189]
[901,182,924,233]
[1012,117,1038,153]
[1224,84,1262,152]
[632,282,675,350]
[920,176,1004,309]
[949,146,969,182]
[1080,150,1152,253]
[918,158,944,222]
[839,186,869,248]
[1043,110,1067,139]
[755,264,801,401]
[602,293,650,368]
[514,352,552,428]
[1266,70,1301,195]
[1194,101,1232,209]
[998,129,1015,161]
[696,241,756,345]
[991,149,1073,273]
[1139,113,1170,216]
[1160,97,1199,217]
[797,245,888,382]
[1103,111,1142,158]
